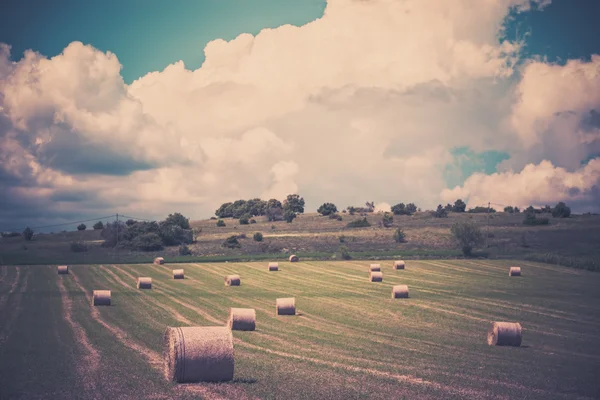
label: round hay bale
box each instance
[57,265,69,275]
[137,277,152,289]
[392,285,409,298]
[228,308,256,331]
[154,257,165,265]
[369,264,381,272]
[394,260,405,270]
[268,262,279,271]
[173,269,185,279]
[225,275,241,286]
[509,266,521,276]
[487,322,522,346]
[276,297,296,315]
[370,271,383,282]
[163,326,234,383]
[289,254,299,262]
[92,290,111,306]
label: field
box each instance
[1,260,599,399]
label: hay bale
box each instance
[154,257,165,265]
[370,271,383,282]
[289,254,299,262]
[392,285,409,298]
[225,275,241,286]
[394,260,405,270]
[163,326,234,383]
[369,264,381,272]
[173,269,185,279]
[268,262,279,271]
[276,297,296,315]
[509,266,521,276]
[92,290,111,306]
[137,277,152,289]
[57,265,69,275]
[487,322,522,346]
[227,308,256,331]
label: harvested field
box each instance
[0,260,599,399]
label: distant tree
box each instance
[365,201,375,212]
[444,203,453,212]
[23,227,34,241]
[393,228,406,243]
[131,233,163,251]
[382,212,394,228]
[266,198,282,210]
[405,203,417,215]
[524,206,536,215]
[93,221,104,230]
[222,235,241,249]
[523,213,550,226]
[434,205,448,218]
[284,210,297,223]
[540,205,552,214]
[503,206,514,213]
[266,206,284,222]
[452,199,466,213]
[216,219,226,227]
[468,206,496,213]
[77,223,86,231]
[317,202,338,216]
[283,194,305,214]
[100,221,126,247]
[125,219,137,226]
[552,202,571,218]
[253,232,263,242]
[158,222,193,246]
[514,207,520,213]
[215,202,234,218]
[391,203,406,215]
[347,206,356,215]
[450,221,483,256]
[164,212,190,229]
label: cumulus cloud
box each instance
[1,0,599,229]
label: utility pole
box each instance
[116,213,119,263]
[486,202,490,248]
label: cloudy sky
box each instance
[1,0,599,231]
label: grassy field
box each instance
[1,260,599,399]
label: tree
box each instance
[222,235,241,248]
[444,203,453,212]
[434,205,448,218]
[540,205,552,214]
[317,202,338,216]
[504,206,514,213]
[450,221,483,256]
[452,199,466,213]
[552,202,571,218]
[77,223,86,231]
[158,222,193,246]
[239,215,250,225]
[393,228,406,243]
[405,203,417,215]
[283,194,305,214]
[93,221,104,230]
[266,198,282,210]
[284,210,297,223]
[100,221,126,247]
[266,206,284,221]
[125,219,137,226]
[253,232,263,242]
[164,212,190,229]
[382,212,394,227]
[131,233,163,251]
[23,227,34,241]
[391,203,406,215]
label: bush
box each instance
[93,221,104,230]
[552,202,571,218]
[239,215,250,225]
[77,223,86,231]
[337,245,352,260]
[164,212,190,229]
[346,217,370,228]
[23,227,34,241]
[131,233,164,251]
[283,194,305,214]
[339,235,346,243]
[253,232,263,242]
[393,228,406,243]
[336,215,343,221]
[250,218,257,224]
[391,202,417,216]
[434,205,448,218]
[317,202,338,216]
[125,219,137,226]
[222,235,241,248]
[523,214,550,225]
[70,241,88,252]
[450,221,483,257]
[468,206,496,213]
[216,219,226,227]
[382,212,393,228]
[178,244,192,255]
[159,223,193,246]
[100,221,126,247]
[452,199,466,212]
[284,210,297,223]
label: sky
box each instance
[1,0,599,231]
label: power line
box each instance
[1,214,117,233]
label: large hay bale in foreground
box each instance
[92,290,111,306]
[268,262,279,271]
[392,285,409,298]
[163,326,234,383]
[394,260,405,270]
[137,277,152,289]
[228,308,256,331]
[370,271,383,282]
[225,275,241,286]
[487,322,522,346]
[369,264,381,272]
[173,269,185,279]
[276,297,296,315]
[154,257,165,265]
[57,265,69,275]
[509,267,521,276]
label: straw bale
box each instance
[92,290,111,306]
[268,262,279,271]
[137,277,152,289]
[394,260,405,270]
[154,257,165,265]
[173,269,185,279]
[509,267,521,276]
[369,264,381,272]
[57,265,69,274]
[487,322,522,346]
[276,297,296,315]
[370,271,383,282]
[227,308,256,331]
[392,285,409,298]
[289,255,299,262]
[225,275,241,286]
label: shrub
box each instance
[250,218,257,224]
[337,245,352,260]
[504,206,514,213]
[393,228,406,243]
[346,217,370,228]
[523,214,550,226]
[382,212,393,227]
[237,233,247,239]
[93,221,104,230]
[450,221,483,257]
[100,221,126,247]
[23,227,34,241]
[222,235,241,248]
[339,235,346,243]
[271,225,276,230]
[452,199,466,212]
[253,232,263,242]
[210,216,217,220]
[336,215,343,221]
[434,205,448,218]
[468,206,496,213]
[131,233,164,251]
[77,223,86,231]
[317,202,338,216]
[70,241,88,252]
[391,202,417,216]
[552,201,571,218]
[159,223,193,246]
[216,219,226,227]
[178,244,192,255]
[239,215,250,225]
[164,212,190,229]
[125,219,137,226]
[284,210,297,223]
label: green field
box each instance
[0,260,599,399]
